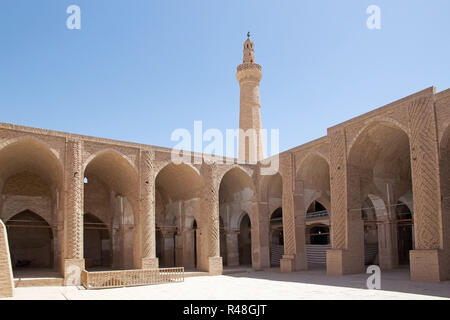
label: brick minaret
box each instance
[236,33,264,163]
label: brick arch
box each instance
[155,162,204,202]
[439,122,450,155]
[2,205,52,227]
[83,148,138,174]
[83,149,140,229]
[0,136,64,189]
[305,196,331,217]
[347,118,410,157]
[219,166,255,204]
[0,136,62,163]
[217,165,254,187]
[296,153,331,200]
[296,152,330,175]
[259,172,282,203]
[347,120,412,208]
[4,208,52,228]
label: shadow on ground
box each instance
[227,265,450,299]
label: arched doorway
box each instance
[83,213,111,269]
[218,167,255,268]
[155,163,203,270]
[347,121,413,272]
[305,200,330,266]
[307,224,330,245]
[238,214,252,266]
[0,138,63,274]
[270,207,283,267]
[219,216,227,266]
[6,210,53,269]
[193,219,198,269]
[395,201,413,265]
[361,198,379,265]
[297,154,331,269]
[84,150,139,270]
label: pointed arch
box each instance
[0,137,64,189]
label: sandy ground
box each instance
[2,268,450,300]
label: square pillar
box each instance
[408,95,446,281]
[139,150,159,269]
[250,201,270,270]
[280,153,307,272]
[0,220,14,298]
[160,231,175,267]
[200,162,223,275]
[63,140,85,285]
[226,232,239,267]
[64,258,85,286]
[327,129,364,275]
[377,221,398,270]
[410,249,445,282]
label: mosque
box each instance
[0,35,449,297]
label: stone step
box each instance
[183,271,209,278]
[14,277,64,287]
[223,268,253,275]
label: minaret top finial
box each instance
[242,32,255,64]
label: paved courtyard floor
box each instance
[2,268,450,300]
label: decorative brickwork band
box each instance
[201,162,220,258]
[281,154,295,256]
[140,150,157,263]
[65,139,83,259]
[329,129,348,250]
[409,97,442,250]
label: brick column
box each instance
[160,229,176,267]
[139,150,159,269]
[293,179,307,270]
[63,139,85,286]
[200,162,223,275]
[0,219,13,298]
[408,96,446,281]
[280,153,307,272]
[377,218,398,269]
[327,129,364,275]
[251,172,270,270]
[439,132,450,281]
[225,230,240,267]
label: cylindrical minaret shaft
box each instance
[236,33,264,163]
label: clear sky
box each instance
[1,0,449,155]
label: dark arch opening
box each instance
[305,200,331,267]
[396,201,413,265]
[361,198,379,265]
[270,208,283,267]
[6,210,53,269]
[193,219,198,269]
[238,214,252,266]
[306,201,328,218]
[83,213,111,270]
[219,216,227,266]
[308,225,330,245]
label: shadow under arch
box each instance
[345,120,412,272]
[83,149,139,269]
[269,207,283,267]
[0,137,64,189]
[155,162,204,269]
[0,138,64,274]
[83,213,111,269]
[5,210,54,269]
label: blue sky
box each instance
[0,1,449,155]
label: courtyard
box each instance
[3,268,450,300]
